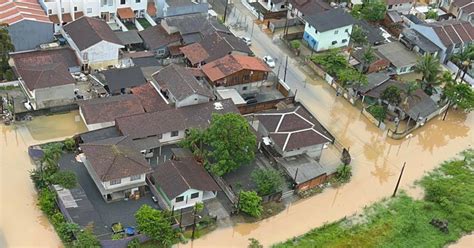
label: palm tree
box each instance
[451,44,474,81]
[414,54,441,94]
[359,46,376,73]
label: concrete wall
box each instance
[8,20,54,52]
[34,84,75,109]
[224,81,263,94]
[159,130,186,144]
[162,2,208,18]
[304,23,352,52]
[387,2,413,15]
[102,173,147,191]
[281,143,325,158]
[42,0,147,17]
[82,40,124,68]
[171,188,204,210]
[175,94,210,108]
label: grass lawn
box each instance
[137,18,152,29]
[274,150,474,248]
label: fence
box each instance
[238,96,295,114]
[212,174,237,204]
[361,108,386,130]
[261,191,282,203]
[283,32,304,41]
[0,80,20,87]
[269,18,301,32]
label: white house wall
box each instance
[102,173,147,190]
[304,23,352,52]
[387,3,413,15]
[159,130,185,144]
[82,40,124,68]
[175,94,210,108]
[42,0,147,18]
[171,188,203,210]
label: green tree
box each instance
[381,85,402,105]
[290,40,301,50]
[348,25,368,63]
[248,238,263,248]
[37,188,57,216]
[239,191,263,218]
[311,49,348,76]
[444,83,474,112]
[73,226,100,248]
[451,44,474,81]
[251,168,284,196]
[336,164,352,182]
[360,0,387,22]
[414,54,441,94]
[337,68,367,89]
[368,105,386,127]
[206,113,256,176]
[135,205,174,247]
[41,142,64,173]
[50,171,77,189]
[425,9,438,20]
[179,128,207,160]
[63,138,76,151]
[402,81,420,107]
[359,46,376,73]
[0,27,15,81]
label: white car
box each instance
[263,56,276,68]
[241,37,252,46]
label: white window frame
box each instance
[110,178,121,185]
[130,174,141,181]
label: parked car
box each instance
[243,94,257,101]
[246,98,258,104]
[263,56,276,68]
[241,37,252,46]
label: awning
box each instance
[48,12,84,24]
[117,7,135,19]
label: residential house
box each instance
[411,19,474,62]
[40,0,148,25]
[441,0,473,24]
[375,41,420,74]
[138,25,181,57]
[400,28,442,57]
[386,0,414,15]
[0,0,53,51]
[148,151,220,210]
[355,19,387,46]
[383,11,404,36]
[61,16,124,69]
[130,82,172,113]
[79,136,153,202]
[259,0,287,12]
[201,55,271,94]
[363,80,439,124]
[357,71,391,97]
[303,8,355,52]
[115,30,143,51]
[153,0,209,19]
[10,48,80,110]
[151,64,213,108]
[115,99,239,151]
[101,66,147,94]
[78,94,145,131]
[352,47,391,74]
[253,104,334,159]
[287,0,330,22]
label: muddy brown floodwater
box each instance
[0,111,87,248]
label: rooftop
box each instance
[80,136,152,182]
[375,42,419,68]
[63,16,123,50]
[289,0,330,17]
[152,64,213,101]
[138,25,181,50]
[115,99,239,139]
[304,8,355,32]
[130,82,172,113]
[78,94,145,125]
[421,20,474,47]
[115,30,143,45]
[102,67,147,94]
[151,157,220,199]
[401,28,441,53]
[254,105,334,152]
[276,154,336,184]
[10,47,80,91]
[0,0,51,25]
[202,55,271,82]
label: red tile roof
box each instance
[180,43,209,65]
[130,82,172,113]
[117,7,134,19]
[424,20,474,47]
[201,55,271,82]
[0,0,51,25]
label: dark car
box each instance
[246,98,258,104]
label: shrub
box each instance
[336,164,352,183]
[248,238,263,248]
[127,237,141,248]
[290,40,301,50]
[50,171,77,189]
[63,138,76,151]
[73,227,100,248]
[238,191,263,218]
[251,168,284,196]
[37,188,57,216]
[56,221,80,243]
[30,168,50,190]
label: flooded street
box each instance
[0,111,86,248]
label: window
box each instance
[130,175,141,181]
[191,192,199,199]
[388,5,393,9]
[74,6,78,11]
[342,39,348,43]
[334,30,339,34]
[110,179,121,185]
[242,86,248,91]
[87,8,92,14]
[121,0,126,4]
[61,8,64,13]
[400,67,407,73]
[157,49,165,55]
[48,9,52,15]
[281,4,285,9]
[345,28,348,33]
[243,74,250,81]
[332,41,338,45]
[171,131,179,137]
[136,0,141,3]
[175,196,184,202]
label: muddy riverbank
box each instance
[0,112,86,248]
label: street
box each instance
[176,2,474,247]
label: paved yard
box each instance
[59,153,160,239]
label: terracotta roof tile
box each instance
[78,94,145,124]
[201,55,270,82]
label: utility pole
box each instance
[283,55,289,83]
[283,0,290,38]
[392,162,406,198]
[191,206,198,240]
[442,101,451,121]
[223,0,229,23]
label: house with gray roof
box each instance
[151,64,213,108]
[252,104,334,159]
[61,16,124,69]
[10,48,80,110]
[148,153,220,210]
[79,136,153,202]
[303,8,355,52]
[101,67,147,95]
[153,0,209,19]
[400,28,442,58]
[375,41,420,75]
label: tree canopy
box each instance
[350,25,368,48]
[415,54,441,94]
[135,205,174,247]
[239,191,263,218]
[451,44,474,80]
[251,168,285,196]
[50,171,77,189]
[444,83,474,112]
[353,0,387,22]
[0,27,15,81]
[381,85,402,105]
[72,226,100,248]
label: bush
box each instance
[112,233,125,240]
[50,171,77,189]
[56,221,80,243]
[290,40,301,50]
[239,191,263,218]
[251,168,284,196]
[73,227,100,248]
[127,237,141,248]
[248,238,263,248]
[336,164,352,183]
[4,69,14,81]
[63,138,76,151]
[37,188,57,216]
[30,168,50,190]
